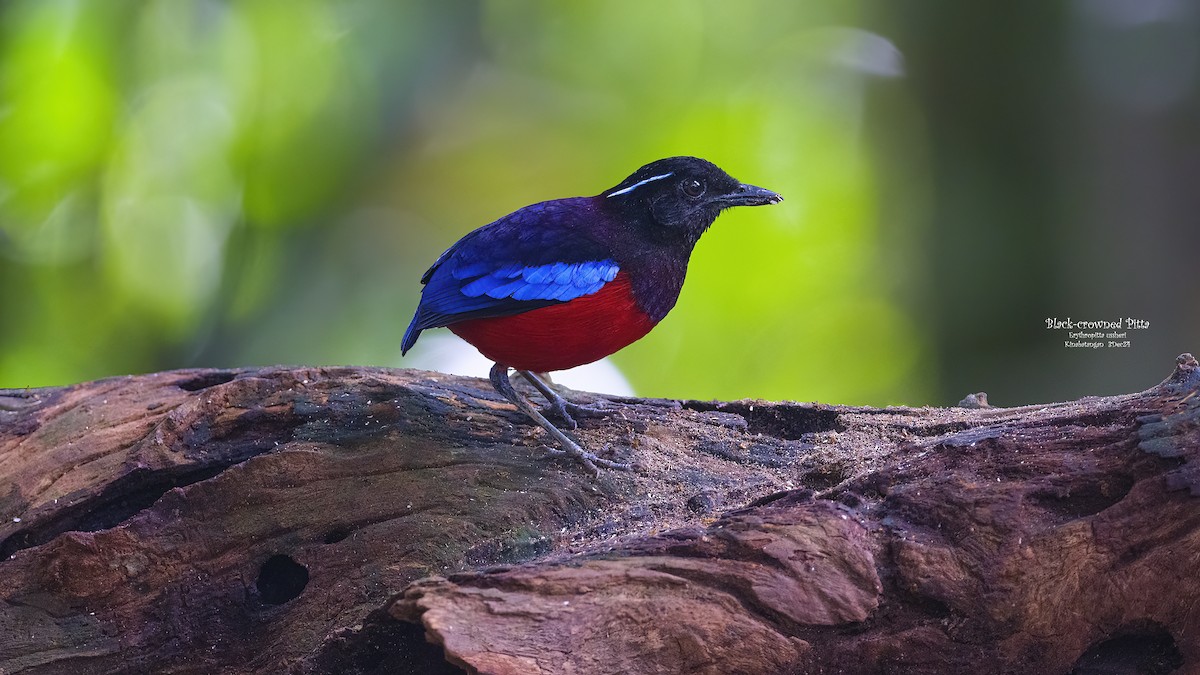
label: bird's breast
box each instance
[449,271,657,372]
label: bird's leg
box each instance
[517,370,613,430]
[489,363,631,474]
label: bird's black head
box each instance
[601,156,782,244]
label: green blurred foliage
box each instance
[2,0,1195,405]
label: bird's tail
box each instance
[401,312,423,355]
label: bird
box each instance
[402,156,782,474]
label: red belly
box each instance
[449,272,656,372]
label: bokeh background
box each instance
[1,0,1196,406]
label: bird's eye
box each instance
[681,179,705,198]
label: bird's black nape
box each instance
[601,156,782,244]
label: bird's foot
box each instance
[492,364,631,476]
[540,443,633,474]
[518,370,614,429]
[542,398,614,430]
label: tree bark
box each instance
[1,355,1197,674]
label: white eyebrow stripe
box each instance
[606,172,674,198]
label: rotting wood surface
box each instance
[1,355,1197,674]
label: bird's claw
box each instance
[540,443,633,474]
[543,399,613,429]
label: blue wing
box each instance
[402,199,620,353]
[456,260,619,302]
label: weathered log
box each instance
[0,355,1197,674]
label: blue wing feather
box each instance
[523,265,554,284]
[575,266,597,286]
[458,261,619,302]
[482,278,529,299]
[402,198,622,354]
[510,283,548,301]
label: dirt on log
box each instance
[0,355,1198,674]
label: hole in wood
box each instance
[682,400,845,439]
[324,526,352,545]
[256,554,309,605]
[310,617,468,674]
[1071,622,1183,675]
[176,371,237,391]
[0,465,226,559]
[1028,474,1136,520]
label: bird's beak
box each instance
[716,183,783,207]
